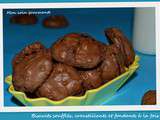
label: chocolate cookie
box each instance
[12,42,53,93]
[36,63,82,101]
[12,42,45,67]
[105,28,135,66]
[107,44,126,74]
[10,14,38,25]
[100,45,125,83]
[141,90,156,105]
[51,33,104,68]
[43,15,69,28]
[79,68,102,90]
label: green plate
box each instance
[5,56,139,106]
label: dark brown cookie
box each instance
[100,45,121,83]
[79,68,102,90]
[43,15,69,28]
[12,42,53,93]
[10,14,38,25]
[36,63,82,101]
[51,33,104,68]
[141,90,156,105]
[12,42,45,67]
[105,28,135,66]
[107,44,126,74]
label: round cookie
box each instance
[105,28,135,66]
[141,90,156,105]
[12,42,53,93]
[100,45,121,83]
[51,33,104,68]
[79,68,102,90]
[43,15,69,28]
[10,14,38,25]
[36,63,82,101]
[12,42,45,67]
[107,44,126,74]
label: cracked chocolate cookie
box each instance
[12,42,53,93]
[79,68,102,90]
[36,63,82,101]
[105,28,135,66]
[51,33,104,68]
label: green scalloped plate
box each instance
[5,56,140,106]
